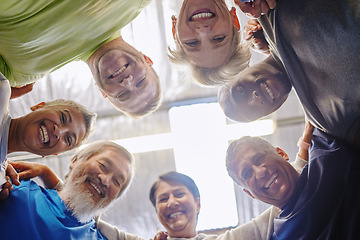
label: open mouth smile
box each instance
[89,181,105,198]
[110,63,129,79]
[190,9,215,21]
[40,124,49,144]
[260,82,275,103]
[168,211,184,219]
[264,173,278,189]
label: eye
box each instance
[213,36,226,43]
[66,135,72,147]
[236,85,245,96]
[113,178,120,187]
[60,111,66,124]
[253,153,265,166]
[98,162,106,170]
[242,168,253,180]
[175,192,185,198]
[158,197,168,203]
[116,91,130,101]
[136,77,146,88]
[185,40,199,47]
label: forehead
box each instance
[155,181,188,196]
[92,147,131,175]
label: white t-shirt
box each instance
[0,74,12,188]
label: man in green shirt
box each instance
[0,0,161,118]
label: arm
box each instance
[9,161,63,190]
[10,82,34,99]
[243,19,270,55]
[96,218,146,240]
[217,206,280,240]
[234,0,277,18]
[297,121,314,161]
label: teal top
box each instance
[0,0,151,86]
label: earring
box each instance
[142,54,154,66]
[230,7,241,31]
[30,102,45,111]
[171,15,177,40]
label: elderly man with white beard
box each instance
[0,140,133,240]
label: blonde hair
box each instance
[168,28,251,86]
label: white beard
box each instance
[59,174,113,223]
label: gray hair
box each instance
[226,136,275,185]
[168,28,251,86]
[65,140,135,197]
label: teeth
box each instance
[264,173,278,189]
[90,182,102,196]
[169,212,182,219]
[111,65,127,78]
[40,125,49,144]
[264,84,274,101]
[191,12,213,21]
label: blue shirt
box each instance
[0,180,106,240]
[271,129,360,239]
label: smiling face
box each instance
[70,147,131,206]
[154,181,200,238]
[88,38,160,116]
[230,142,299,208]
[218,57,292,122]
[176,0,234,68]
[14,105,86,156]
[60,146,131,222]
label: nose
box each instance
[167,195,179,208]
[252,165,266,179]
[99,173,111,188]
[251,90,263,105]
[53,124,68,141]
[195,24,211,34]
[120,75,134,88]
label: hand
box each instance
[151,230,168,240]
[0,164,20,200]
[234,0,277,18]
[10,82,35,99]
[9,161,46,181]
[302,120,314,143]
[243,19,270,54]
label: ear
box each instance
[30,102,46,111]
[243,189,255,199]
[276,147,289,161]
[171,15,177,40]
[143,54,153,66]
[196,197,201,213]
[229,7,240,31]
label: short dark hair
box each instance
[149,171,200,207]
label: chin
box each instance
[61,175,112,223]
